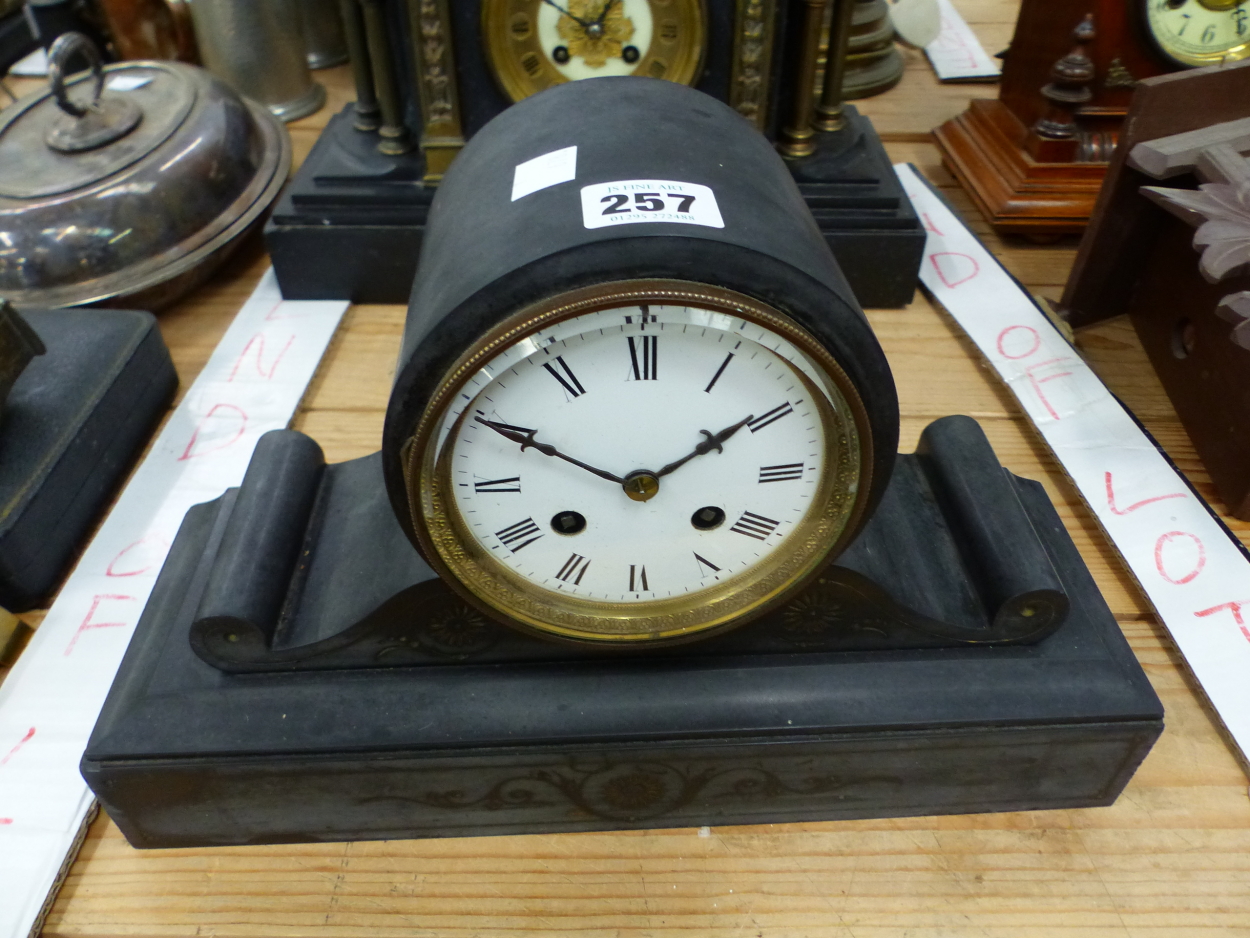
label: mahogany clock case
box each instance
[0,307,176,611]
[263,0,925,308]
[81,79,1161,847]
[933,0,1191,236]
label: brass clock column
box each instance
[777,0,857,155]
[777,0,830,158]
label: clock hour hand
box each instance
[594,0,618,26]
[475,417,624,485]
[655,415,754,479]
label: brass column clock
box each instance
[267,0,926,309]
[481,0,708,102]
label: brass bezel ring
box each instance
[404,280,875,645]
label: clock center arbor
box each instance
[263,0,924,309]
[83,79,1161,847]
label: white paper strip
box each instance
[894,162,1250,763]
[924,0,1001,82]
[0,270,347,938]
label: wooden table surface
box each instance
[9,2,1250,934]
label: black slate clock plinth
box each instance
[81,416,1162,848]
[265,105,923,309]
[0,309,176,611]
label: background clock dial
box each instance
[413,286,871,644]
[1146,0,1250,67]
[482,0,706,102]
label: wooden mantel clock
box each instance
[934,0,1250,237]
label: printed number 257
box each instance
[602,192,696,215]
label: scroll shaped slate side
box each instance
[185,417,1071,674]
[189,430,325,659]
[914,415,1068,634]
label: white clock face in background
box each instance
[432,304,837,606]
[1147,0,1250,67]
[537,0,654,80]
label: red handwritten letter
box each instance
[178,403,248,461]
[996,325,1041,361]
[0,727,35,766]
[1154,531,1206,585]
[228,332,296,383]
[64,594,136,656]
[1195,599,1250,644]
[929,252,980,289]
[106,535,171,578]
[1023,358,1076,421]
[1104,471,1187,515]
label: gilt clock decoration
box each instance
[481,0,706,102]
[1146,0,1249,67]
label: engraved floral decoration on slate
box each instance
[360,758,902,822]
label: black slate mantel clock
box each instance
[85,79,1160,849]
[263,0,925,309]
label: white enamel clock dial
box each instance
[416,293,868,644]
[1146,0,1250,68]
[537,0,654,80]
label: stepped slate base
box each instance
[265,106,924,309]
[81,418,1161,847]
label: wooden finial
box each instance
[1028,14,1096,161]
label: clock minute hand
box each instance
[475,417,624,485]
[655,415,755,479]
[541,0,593,27]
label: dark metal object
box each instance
[0,299,44,414]
[0,39,291,309]
[0,307,176,611]
[79,415,1161,847]
[263,0,925,309]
